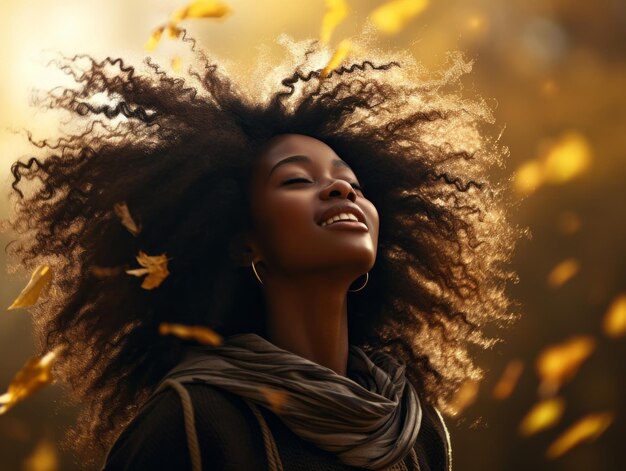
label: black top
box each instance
[101,382,450,471]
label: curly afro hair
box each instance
[2,32,523,465]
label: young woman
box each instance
[4,34,520,470]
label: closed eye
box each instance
[282,178,364,192]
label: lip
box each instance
[317,204,367,228]
[321,220,369,232]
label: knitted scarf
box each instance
[156,332,422,470]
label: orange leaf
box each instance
[536,335,595,396]
[7,265,53,310]
[113,201,142,236]
[518,397,565,436]
[0,347,62,415]
[159,322,223,346]
[258,386,289,414]
[125,251,170,289]
[492,359,524,400]
[144,25,165,51]
[321,39,352,78]
[546,412,614,459]
[602,293,626,338]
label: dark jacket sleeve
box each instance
[101,387,222,471]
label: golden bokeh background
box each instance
[1,0,625,469]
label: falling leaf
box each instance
[22,437,59,471]
[448,378,480,416]
[542,132,592,184]
[556,211,581,235]
[0,347,62,415]
[172,56,183,72]
[89,265,125,279]
[144,25,165,51]
[369,0,430,35]
[113,202,142,236]
[546,412,614,459]
[513,131,592,195]
[7,265,53,310]
[159,322,223,346]
[602,293,626,338]
[126,251,170,289]
[493,359,524,400]
[166,24,184,38]
[321,39,352,78]
[547,258,580,288]
[320,0,350,44]
[536,335,595,397]
[518,397,565,436]
[171,0,232,23]
[258,386,289,414]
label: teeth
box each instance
[321,212,359,226]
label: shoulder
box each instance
[413,400,452,471]
[102,382,267,471]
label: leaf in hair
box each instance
[0,347,63,415]
[159,322,223,346]
[113,201,142,236]
[7,265,53,310]
[125,251,171,289]
[321,39,352,78]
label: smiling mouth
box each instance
[320,220,368,232]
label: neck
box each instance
[262,273,351,377]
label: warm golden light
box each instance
[518,397,565,436]
[546,412,614,459]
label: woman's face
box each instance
[247,133,379,282]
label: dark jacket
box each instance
[101,381,452,471]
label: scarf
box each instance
[156,332,422,470]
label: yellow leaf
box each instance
[536,336,595,396]
[113,202,142,236]
[449,378,480,416]
[22,438,59,471]
[125,251,170,289]
[542,132,592,184]
[369,0,430,35]
[258,386,289,414]
[171,0,232,23]
[172,56,183,72]
[0,347,62,415]
[518,397,565,436]
[547,258,580,288]
[7,265,53,310]
[159,322,223,346]
[513,131,592,195]
[321,39,352,78]
[492,359,524,400]
[546,412,614,459]
[144,25,165,51]
[602,293,626,338]
[320,0,350,44]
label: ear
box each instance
[228,232,259,267]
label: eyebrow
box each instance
[268,155,352,177]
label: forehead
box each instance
[254,134,352,177]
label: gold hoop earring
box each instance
[348,272,369,293]
[251,259,263,286]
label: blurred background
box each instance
[1,0,625,469]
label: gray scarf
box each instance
[157,333,422,470]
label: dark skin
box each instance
[236,134,380,377]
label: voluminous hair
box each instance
[3,33,523,465]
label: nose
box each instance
[320,179,357,202]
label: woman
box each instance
[3,33,520,470]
